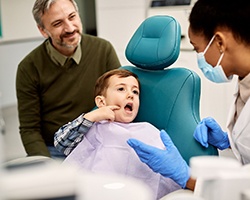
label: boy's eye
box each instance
[118,87,125,91]
[133,90,139,95]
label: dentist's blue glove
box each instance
[127,130,190,188]
[193,117,230,150]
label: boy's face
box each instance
[102,75,140,123]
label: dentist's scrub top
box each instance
[63,121,181,200]
[227,73,250,164]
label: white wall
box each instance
[0,0,41,42]
[0,39,44,108]
[95,0,150,65]
[0,0,43,107]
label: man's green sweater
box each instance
[16,34,121,157]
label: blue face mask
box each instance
[197,35,232,83]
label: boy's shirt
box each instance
[54,113,94,156]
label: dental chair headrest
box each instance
[125,15,181,70]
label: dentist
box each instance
[127,0,250,190]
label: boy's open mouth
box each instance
[124,103,133,111]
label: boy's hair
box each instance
[94,69,140,97]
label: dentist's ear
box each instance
[214,32,226,53]
[95,95,106,108]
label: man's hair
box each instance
[32,0,79,28]
[189,0,250,44]
[94,69,140,97]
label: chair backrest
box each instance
[121,15,218,165]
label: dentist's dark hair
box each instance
[189,0,250,44]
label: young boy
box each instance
[54,69,181,199]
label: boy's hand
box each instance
[84,105,120,122]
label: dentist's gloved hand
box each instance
[193,117,230,150]
[127,130,190,188]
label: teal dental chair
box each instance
[121,15,218,165]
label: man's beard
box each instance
[57,30,82,49]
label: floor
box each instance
[1,104,26,161]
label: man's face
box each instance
[103,75,140,123]
[39,0,83,55]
